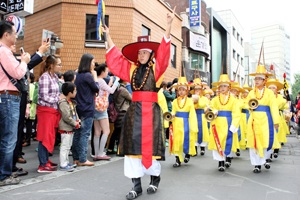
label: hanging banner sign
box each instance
[189,0,201,27]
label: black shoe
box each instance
[236,149,240,157]
[126,190,142,200]
[126,178,142,200]
[264,162,271,169]
[12,168,28,177]
[253,165,261,173]
[218,166,225,172]
[173,156,181,167]
[184,154,190,163]
[225,157,231,168]
[266,158,272,163]
[218,161,225,172]
[147,175,160,194]
[200,147,205,155]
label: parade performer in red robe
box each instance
[102,7,176,200]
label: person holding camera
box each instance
[0,21,30,186]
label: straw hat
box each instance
[122,36,160,62]
[203,89,214,96]
[230,84,243,93]
[266,78,284,91]
[242,83,253,91]
[172,77,190,89]
[249,65,273,77]
[211,74,232,87]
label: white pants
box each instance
[59,133,74,167]
[249,148,268,166]
[124,156,161,178]
[195,142,208,147]
[212,150,233,161]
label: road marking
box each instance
[226,172,296,194]
[206,195,219,200]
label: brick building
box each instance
[18,0,182,82]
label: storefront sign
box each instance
[0,0,7,14]
[7,0,34,17]
[189,0,201,27]
[189,31,210,57]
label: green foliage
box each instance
[292,73,300,102]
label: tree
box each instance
[291,73,300,104]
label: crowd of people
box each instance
[1,7,300,200]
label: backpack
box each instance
[108,88,125,123]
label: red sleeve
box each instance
[106,46,131,82]
[297,100,300,109]
[154,37,171,81]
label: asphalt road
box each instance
[1,131,300,200]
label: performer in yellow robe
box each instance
[266,78,287,159]
[208,74,241,171]
[241,83,252,140]
[170,77,197,167]
[240,84,252,150]
[247,65,280,173]
[230,83,244,156]
[191,78,210,156]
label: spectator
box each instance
[58,82,80,172]
[0,20,30,186]
[72,53,99,167]
[63,70,76,83]
[295,92,300,106]
[23,72,36,147]
[107,79,132,154]
[36,55,62,173]
[92,63,119,161]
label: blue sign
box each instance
[189,0,201,27]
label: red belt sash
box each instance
[212,124,224,157]
[132,91,158,169]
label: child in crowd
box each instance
[58,82,81,172]
[170,77,198,167]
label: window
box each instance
[190,52,204,71]
[85,14,109,48]
[241,38,243,46]
[241,57,244,66]
[237,54,240,63]
[237,33,240,42]
[142,25,150,36]
[233,49,236,60]
[232,27,236,37]
[171,44,176,68]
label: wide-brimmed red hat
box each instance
[122,36,160,62]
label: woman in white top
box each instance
[93,63,119,160]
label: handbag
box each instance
[0,62,28,92]
[95,91,109,112]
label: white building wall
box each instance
[217,9,245,86]
[251,24,291,83]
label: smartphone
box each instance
[20,47,24,54]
